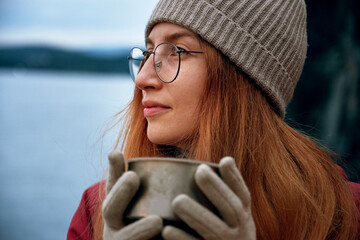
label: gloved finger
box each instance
[162,225,199,240]
[113,215,163,240]
[219,156,251,209]
[172,194,227,240]
[102,171,139,229]
[106,151,125,194]
[195,164,245,228]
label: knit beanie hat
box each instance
[145,0,308,117]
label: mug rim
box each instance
[127,157,219,168]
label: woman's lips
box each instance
[142,100,171,117]
[144,107,171,117]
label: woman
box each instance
[68,0,360,239]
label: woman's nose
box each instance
[135,56,163,90]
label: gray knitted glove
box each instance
[102,151,163,240]
[162,157,256,240]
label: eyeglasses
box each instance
[128,42,203,83]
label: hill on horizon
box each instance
[0,45,132,74]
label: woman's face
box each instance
[135,22,207,148]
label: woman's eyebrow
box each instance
[164,31,198,42]
[146,31,198,46]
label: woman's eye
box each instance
[177,46,186,51]
[177,47,190,56]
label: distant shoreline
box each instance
[0,45,131,74]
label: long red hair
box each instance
[93,39,358,239]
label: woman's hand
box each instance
[102,151,163,240]
[162,157,256,240]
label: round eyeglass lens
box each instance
[129,47,144,81]
[154,43,180,83]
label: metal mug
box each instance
[125,157,219,221]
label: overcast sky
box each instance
[0,0,159,47]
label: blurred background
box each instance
[0,0,359,239]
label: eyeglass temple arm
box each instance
[177,49,204,54]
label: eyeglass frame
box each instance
[127,42,204,83]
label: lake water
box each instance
[0,69,134,239]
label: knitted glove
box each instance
[102,151,163,240]
[162,157,256,240]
